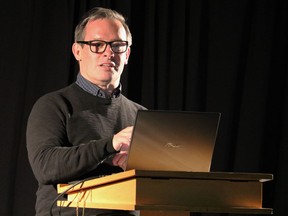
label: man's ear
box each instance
[125,47,131,65]
[72,43,82,61]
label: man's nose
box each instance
[103,44,114,56]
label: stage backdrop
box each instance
[0,0,287,215]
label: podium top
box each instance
[58,169,273,194]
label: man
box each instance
[27,7,146,216]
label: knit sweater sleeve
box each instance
[26,93,117,185]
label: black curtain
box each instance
[1,0,287,215]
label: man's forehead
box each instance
[85,18,126,39]
[86,18,123,28]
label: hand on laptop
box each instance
[112,126,133,169]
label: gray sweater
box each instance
[26,83,145,215]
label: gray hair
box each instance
[74,7,132,46]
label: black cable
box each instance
[49,153,117,216]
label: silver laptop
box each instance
[124,110,221,172]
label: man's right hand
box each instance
[112,126,133,169]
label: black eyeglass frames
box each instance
[77,40,129,54]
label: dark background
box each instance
[0,0,287,215]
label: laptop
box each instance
[124,110,221,172]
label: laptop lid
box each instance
[124,110,221,172]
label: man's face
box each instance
[72,18,130,89]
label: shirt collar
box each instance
[75,73,121,98]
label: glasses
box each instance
[77,40,128,54]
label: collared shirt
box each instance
[75,73,121,99]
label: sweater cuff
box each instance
[106,137,119,154]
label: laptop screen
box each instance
[124,110,221,172]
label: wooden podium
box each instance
[57,170,273,215]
